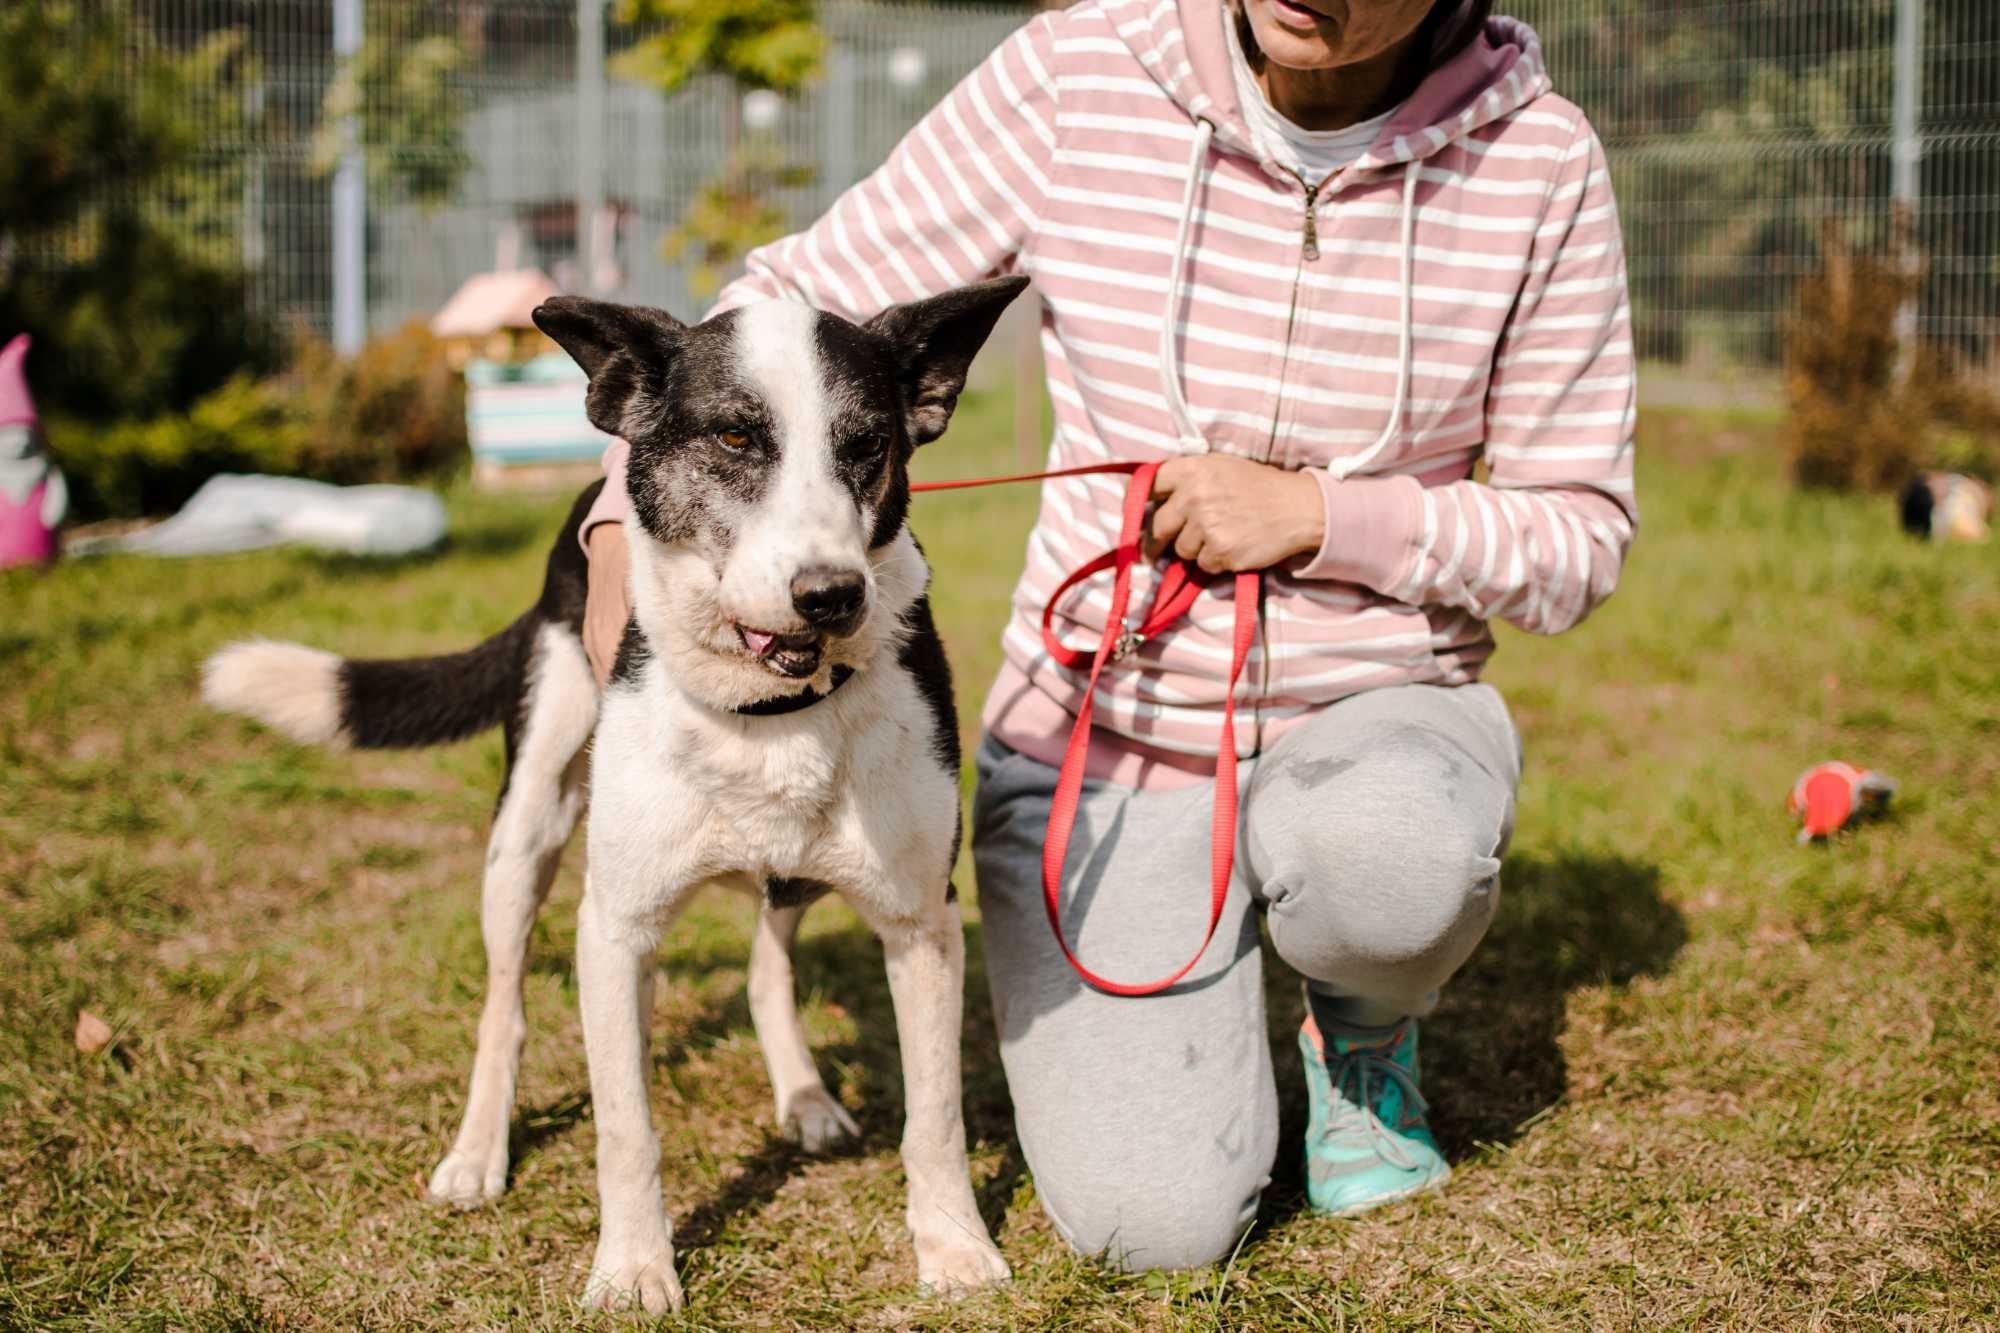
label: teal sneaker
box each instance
[1299,993,1450,1216]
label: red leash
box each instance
[911,462,1261,997]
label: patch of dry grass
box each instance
[3,396,1996,1329]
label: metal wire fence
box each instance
[54,1,2000,371]
[130,0,1029,348]
[1514,0,2000,368]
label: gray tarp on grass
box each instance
[72,475,447,558]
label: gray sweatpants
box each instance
[971,682,1521,1272]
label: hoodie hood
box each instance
[1131,1,1550,178]
[1132,2,1554,479]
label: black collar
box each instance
[731,665,856,717]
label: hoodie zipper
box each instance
[1300,178,1322,261]
[1263,170,1325,465]
[1254,168,1328,741]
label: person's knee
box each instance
[1019,1084,1274,1273]
[1274,831,1497,969]
[1260,739,1506,1002]
[1038,1170,1262,1272]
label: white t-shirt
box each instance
[1225,16,1402,184]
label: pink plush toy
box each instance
[0,334,66,568]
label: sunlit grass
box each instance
[2,396,1996,1328]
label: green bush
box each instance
[47,377,304,519]
[2,215,277,427]
[50,320,467,520]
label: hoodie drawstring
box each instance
[1159,118,1216,450]
[1327,162,1420,480]
[1156,133,1421,482]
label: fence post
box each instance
[822,44,857,212]
[578,0,606,293]
[331,0,366,355]
[1892,0,1923,378]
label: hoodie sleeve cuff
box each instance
[578,438,632,554]
[1296,469,1425,592]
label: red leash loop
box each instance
[912,461,1262,997]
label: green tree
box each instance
[614,0,824,297]
[661,148,818,298]
[613,0,823,95]
[311,2,471,209]
[0,1,271,421]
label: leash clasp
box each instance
[1111,625,1147,662]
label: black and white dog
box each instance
[201,276,1027,1312]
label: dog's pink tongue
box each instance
[742,628,777,656]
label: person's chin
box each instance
[1245,0,1345,69]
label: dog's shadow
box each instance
[509,1088,592,1163]
[667,911,1029,1247]
[502,849,1680,1253]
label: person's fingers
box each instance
[1173,517,1206,563]
[1148,490,1190,556]
[1150,456,1190,497]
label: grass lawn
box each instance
[2,394,1997,1329]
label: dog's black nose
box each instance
[790,567,867,630]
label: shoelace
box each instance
[1323,1042,1431,1172]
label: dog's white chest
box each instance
[587,670,950,925]
[672,719,841,867]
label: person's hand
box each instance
[1146,455,1325,573]
[584,523,632,686]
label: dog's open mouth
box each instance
[736,625,823,679]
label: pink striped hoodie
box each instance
[586,0,1638,788]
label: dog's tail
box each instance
[202,616,536,750]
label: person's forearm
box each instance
[583,522,631,686]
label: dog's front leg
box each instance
[577,885,683,1315]
[749,902,860,1151]
[429,735,590,1208]
[874,898,1010,1295]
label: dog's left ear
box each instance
[532,296,686,437]
[867,275,1031,445]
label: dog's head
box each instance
[534,276,1027,705]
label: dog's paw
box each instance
[425,1141,508,1209]
[781,1085,860,1153]
[583,1249,683,1315]
[915,1236,1010,1298]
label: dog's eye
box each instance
[718,429,751,450]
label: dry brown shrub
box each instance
[283,318,469,485]
[1784,225,2000,491]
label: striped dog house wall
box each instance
[465,354,616,485]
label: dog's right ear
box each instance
[532,297,685,437]
[867,275,1030,446]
